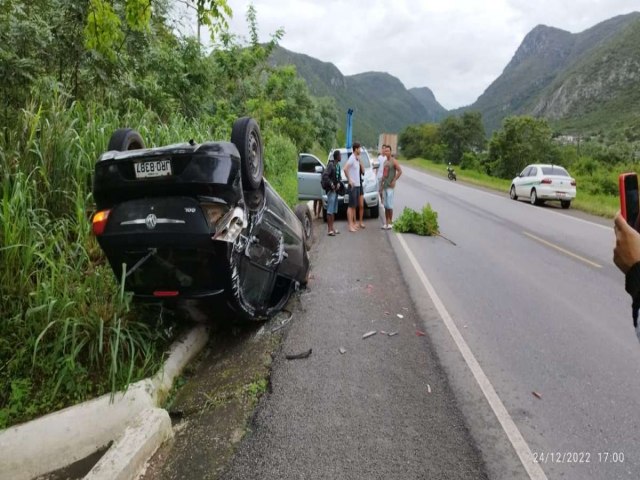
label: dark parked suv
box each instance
[92,117,311,322]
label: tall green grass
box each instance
[0,95,245,428]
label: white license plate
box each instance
[134,159,172,178]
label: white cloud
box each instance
[216,1,639,110]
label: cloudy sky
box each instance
[198,1,639,110]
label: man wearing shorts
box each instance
[344,142,363,233]
[381,153,402,230]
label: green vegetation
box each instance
[0,1,338,428]
[393,205,439,236]
[400,113,629,218]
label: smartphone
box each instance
[619,173,639,229]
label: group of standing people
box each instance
[322,142,402,235]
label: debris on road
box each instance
[397,314,404,319]
[427,384,431,394]
[285,348,312,360]
[388,331,398,337]
[339,347,346,354]
[362,331,377,339]
[402,307,409,311]
[532,391,543,400]
[384,311,390,316]
[415,330,426,337]
[270,312,293,333]
[365,284,375,294]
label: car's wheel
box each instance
[231,117,264,190]
[294,204,313,251]
[530,188,540,205]
[107,128,145,151]
[510,185,517,200]
[369,205,380,218]
[561,200,571,209]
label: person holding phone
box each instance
[614,172,640,342]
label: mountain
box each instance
[464,12,640,134]
[409,87,448,120]
[269,46,447,147]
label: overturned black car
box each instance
[92,117,312,322]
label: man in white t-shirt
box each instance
[376,145,387,206]
[344,142,363,233]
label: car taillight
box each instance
[153,290,179,297]
[92,209,111,236]
[571,179,576,186]
[201,203,228,229]
[540,178,552,184]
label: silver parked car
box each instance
[510,163,576,209]
[297,153,325,201]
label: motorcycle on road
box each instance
[447,164,457,181]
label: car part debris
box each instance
[388,331,398,337]
[427,384,431,394]
[397,314,404,319]
[339,347,346,354]
[362,331,377,339]
[415,330,426,336]
[285,348,312,360]
[532,391,542,400]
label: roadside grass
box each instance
[0,96,296,428]
[401,157,619,218]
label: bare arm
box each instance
[394,159,402,181]
[390,159,402,187]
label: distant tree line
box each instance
[400,111,640,196]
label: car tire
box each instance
[510,185,517,200]
[294,204,313,251]
[107,128,145,151]
[530,188,540,205]
[369,205,380,218]
[231,117,264,191]
[561,200,571,209]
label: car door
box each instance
[515,167,531,197]
[526,166,538,197]
[297,154,324,201]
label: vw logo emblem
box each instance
[145,214,157,229]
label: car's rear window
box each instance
[542,166,570,177]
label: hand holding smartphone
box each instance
[619,173,639,230]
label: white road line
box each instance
[523,231,603,268]
[403,165,613,231]
[396,233,548,480]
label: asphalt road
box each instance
[392,166,640,480]
[222,213,490,479]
